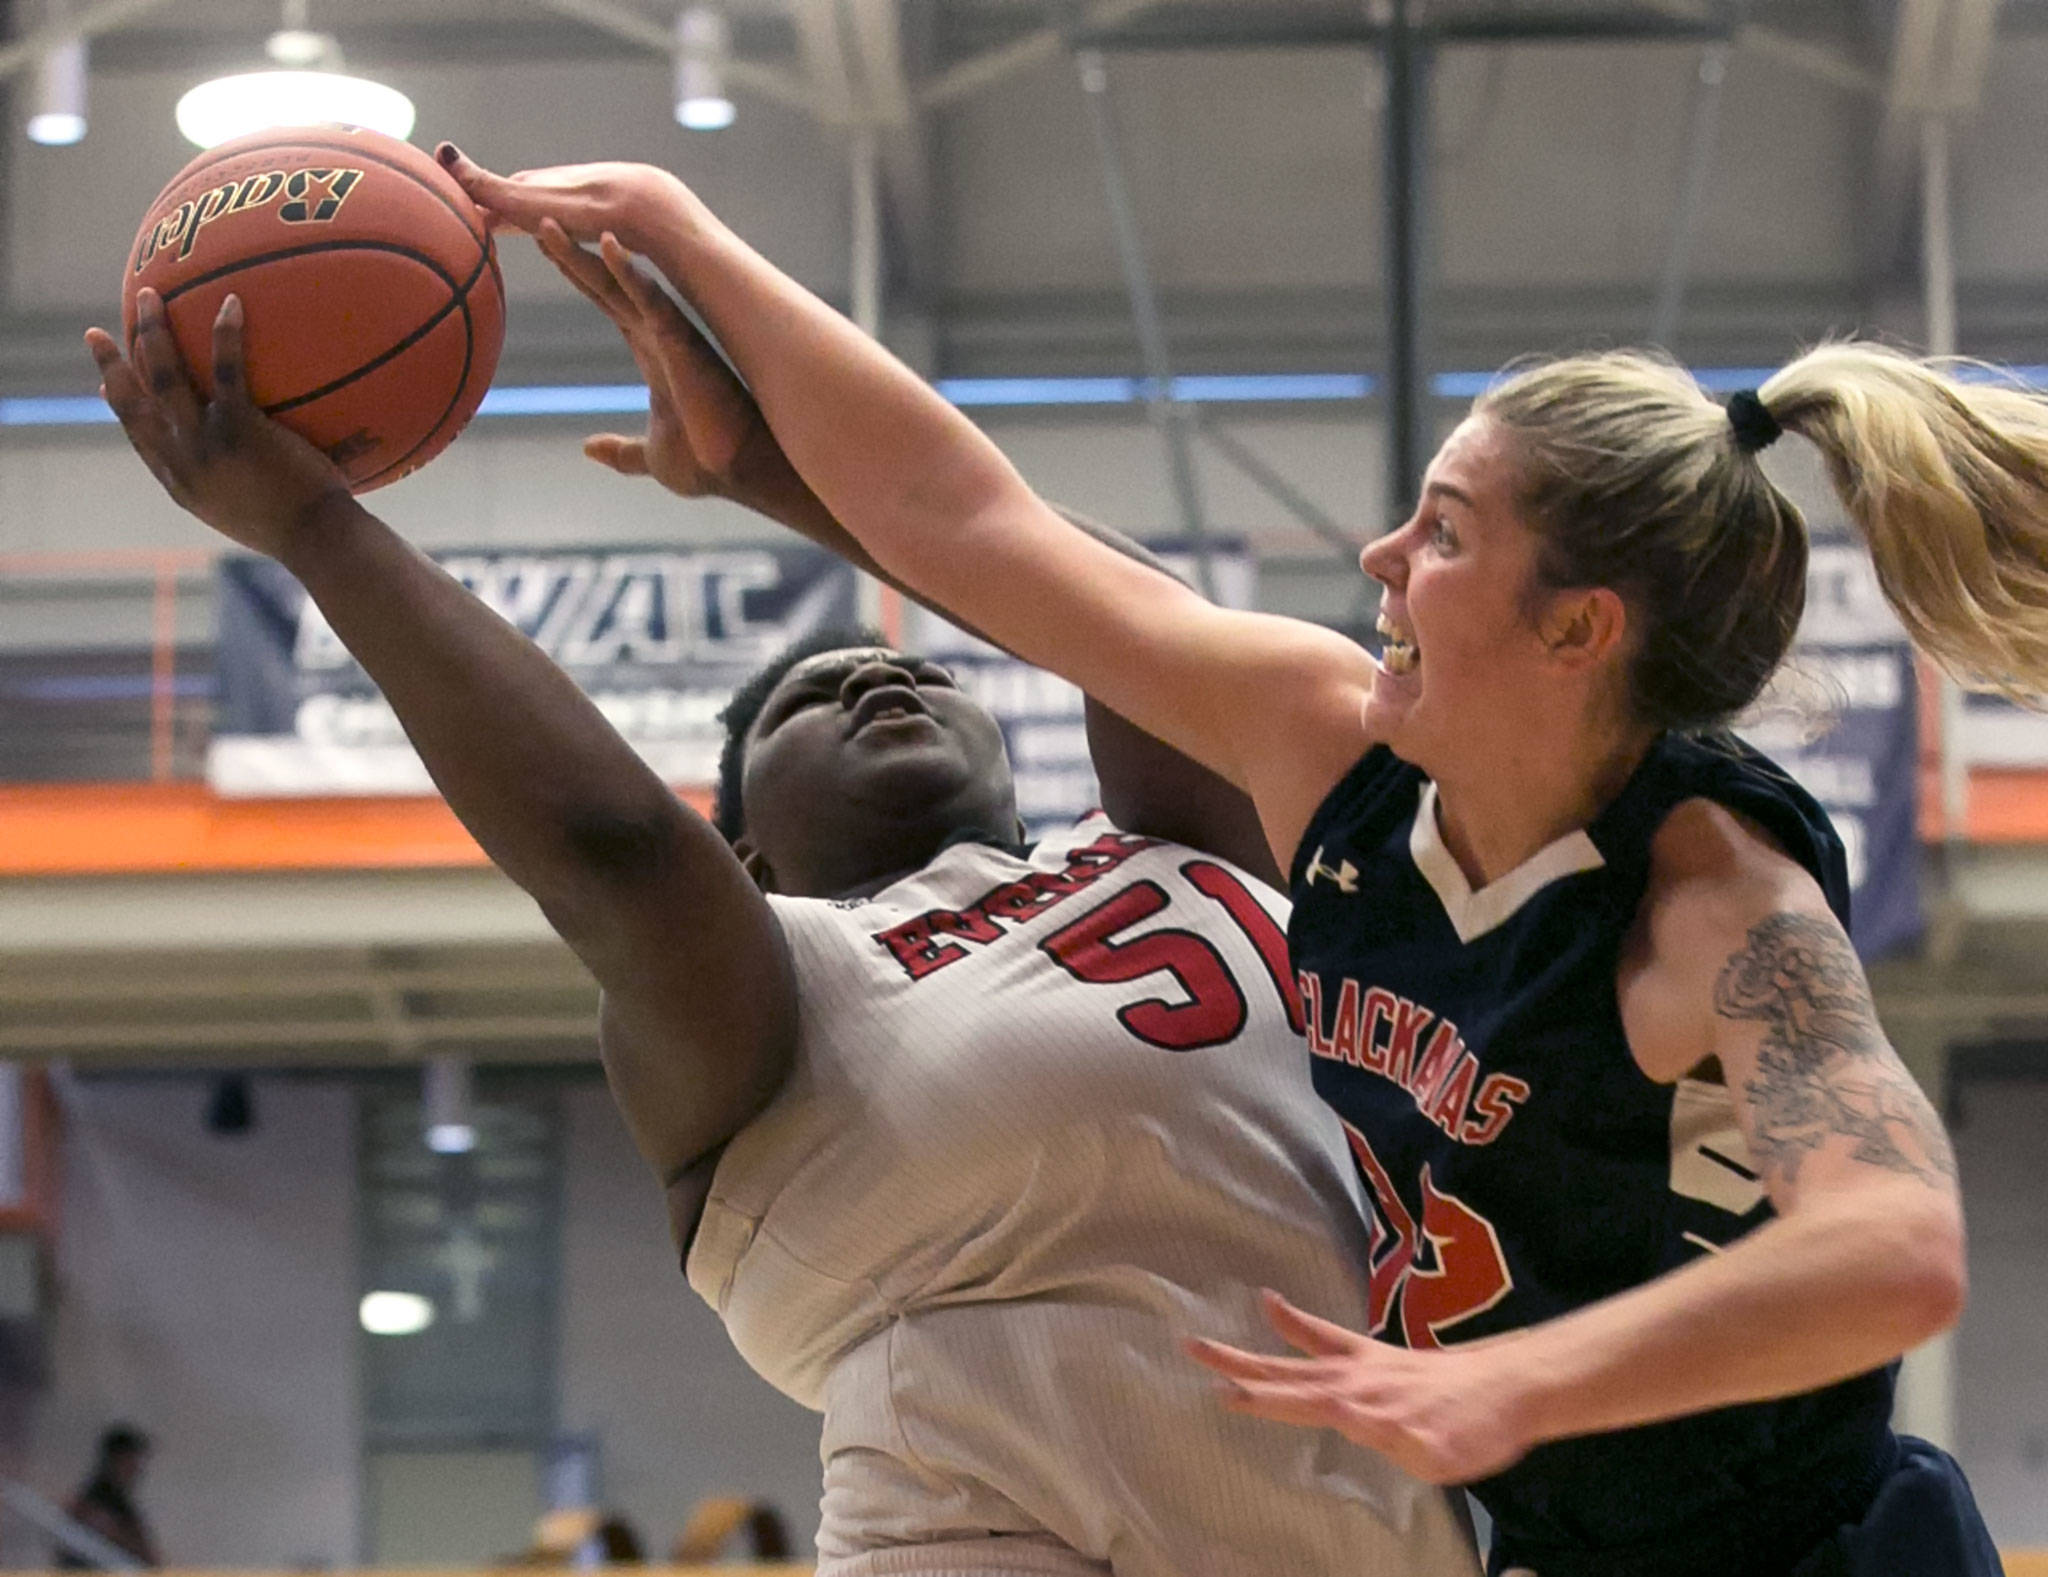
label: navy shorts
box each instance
[1791,1436,2000,1577]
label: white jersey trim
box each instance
[1410,780,1606,944]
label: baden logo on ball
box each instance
[122,123,505,492]
[135,167,367,271]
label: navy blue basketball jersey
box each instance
[1289,731,1898,1576]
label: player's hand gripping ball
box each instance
[122,124,505,492]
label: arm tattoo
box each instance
[1712,912,1957,1189]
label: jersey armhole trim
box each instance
[1288,743,1410,890]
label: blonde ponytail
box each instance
[1763,344,2048,704]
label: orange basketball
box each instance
[122,124,505,493]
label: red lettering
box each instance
[1026,868,1092,899]
[1425,1051,1479,1138]
[982,880,1064,924]
[1459,1073,1531,1146]
[1181,861,1305,1034]
[1400,1167,1514,1348]
[1061,831,1159,877]
[1385,997,1434,1087]
[1041,880,1246,1051]
[1347,1130,1516,1348]
[1343,1121,1417,1336]
[1360,987,1396,1075]
[874,916,967,981]
[1407,1022,1464,1104]
[1330,978,1365,1067]
[930,907,1003,945]
[1299,971,1336,1060]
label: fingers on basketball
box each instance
[209,296,252,416]
[88,325,183,480]
[133,289,201,437]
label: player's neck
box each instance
[1429,723,1654,887]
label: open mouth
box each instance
[848,685,934,735]
[1376,614,1419,677]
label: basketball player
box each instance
[438,150,2010,1573]
[85,295,1479,1577]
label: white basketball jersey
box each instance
[689,815,1478,1577]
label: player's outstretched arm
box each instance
[85,292,798,1221]
[440,150,1376,871]
[533,217,1281,884]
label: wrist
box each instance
[271,490,381,585]
[645,179,738,282]
[1475,1329,1572,1453]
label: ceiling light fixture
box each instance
[423,1055,476,1156]
[26,31,88,147]
[174,0,415,150]
[674,6,735,131]
[359,1291,435,1336]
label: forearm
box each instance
[278,500,694,941]
[638,198,1216,720]
[1511,1186,1963,1443]
[647,201,1024,570]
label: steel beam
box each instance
[1382,0,1428,532]
[1649,41,1731,348]
[846,0,914,126]
[0,0,174,79]
[1075,46,1215,595]
[790,0,859,125]
[1866,0,2002,284]
[1630,0,1879,96]
[919,0,1163,110]
[1194,418,1363,555]
[532,0,817,115]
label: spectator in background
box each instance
[594,1515,644,1564]
[56,1426,158,1569]
[671,1498,790,1565]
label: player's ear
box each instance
[732,836,777,894]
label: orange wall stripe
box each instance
[0,782,713,876]
[4,767,2047,879]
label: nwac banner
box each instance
[211,544,859,796]
[210,540,1253,840]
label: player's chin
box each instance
[843,733,982,796]
[1361,670,1417,739]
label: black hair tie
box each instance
[1726,389,1783,454]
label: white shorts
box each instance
[818,1535,1109,1577]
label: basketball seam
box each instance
[155,134,488,256]
[355,258,489,488]
[256,241,491,418]
[158,236,459,309]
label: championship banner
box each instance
[1740,532,1921,957]
[210,545,859,796]
[899,544,1257,841]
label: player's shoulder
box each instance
[1636,801,1838,1003]
[1647,797,1824,914]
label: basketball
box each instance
[121,124,504,492]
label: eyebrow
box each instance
[1423,480,1478,511]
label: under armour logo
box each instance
[1304,845,1359,893]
